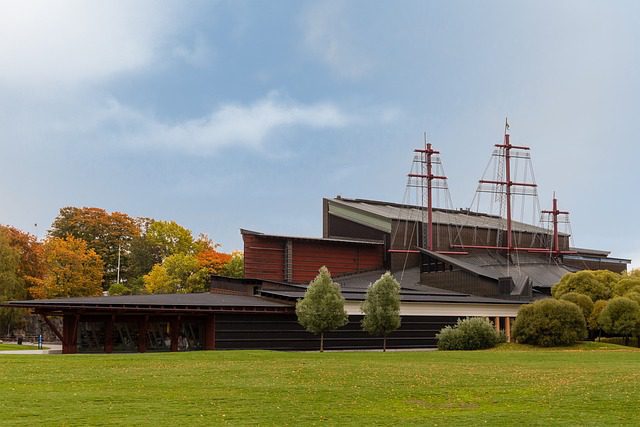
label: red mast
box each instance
[477,119,536,253]
[409,141,446,250]
[541,194,570,256]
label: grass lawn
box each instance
[0,343,44,351]
[1,343,639,426]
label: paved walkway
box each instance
[0,342,62,355]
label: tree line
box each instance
[0,207,243,334]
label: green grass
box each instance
[1,343,639,426]
[0,343,44,351]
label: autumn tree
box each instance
[0,225,45,293]
[361,272,401,351]
[143,253,210,294]
[49,207,140,287]
[296,267,348,352]
[196,248,232,275]
[0,230,29,335]
[31,236,104,299]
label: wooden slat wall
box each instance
[291,241,384,283]
[243,234,286,281]
[243,232,384,284]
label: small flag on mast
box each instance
[505,117,510,130]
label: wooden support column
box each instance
[138,315,149,353]
[494,316,500,333]
[505,317,512,343]
[170,316,181,352]
[105,315,114,353]
[204,314,216,350]
[62,314,79,354]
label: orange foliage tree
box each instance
[31,236,104,299]
[196,248,232,275]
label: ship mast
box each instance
[541,194,572,256]
[409,137,446,250]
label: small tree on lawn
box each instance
[361,272,401,352]
[296,266,348,352]
[597,297,640,346]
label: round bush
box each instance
[436,317,502,350]
[512,299,587,347]
[559,292,593,320]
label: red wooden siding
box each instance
[291,241,383,283]
[242,231,384,283]
[243,233,286,281]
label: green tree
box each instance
[296,267,348,352]
[512,299,587,347]
[559,292,594,322]
[592,270,622,291]
[613,278,640,297]
[49,207,140,288]
[361,272,401,351]
[219,251,244,278]
[552,271,610,302]
[597,297,640,346]
[30,236,104,299]
[143,253,209,294]
[0,231,28,335]
[145,221,195,261]
[589,300,608,338]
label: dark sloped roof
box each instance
[420,248,573,289]
[335,267,461,294]
[260,289,522,305]
[5,292,293,312]
[330,197,562,236]
[241,228,383,245]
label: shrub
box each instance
[436,317,501,350]
[559,292,593,320]
[107,283,131,296]
[597,297,640,343]
[512,299,587,347]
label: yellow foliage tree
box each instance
[30,236,104,299]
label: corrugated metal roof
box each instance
[331,197,560,236]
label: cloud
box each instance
[300,1,372,79]
[172,35,214,67]
[100,93,352,154]
[0,1,186,92]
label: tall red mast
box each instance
[541,194,570,256]
[477,119,535,253]
[409,141,446,250]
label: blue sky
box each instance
[1,1,638,267]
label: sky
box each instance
[1,1,639,267]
